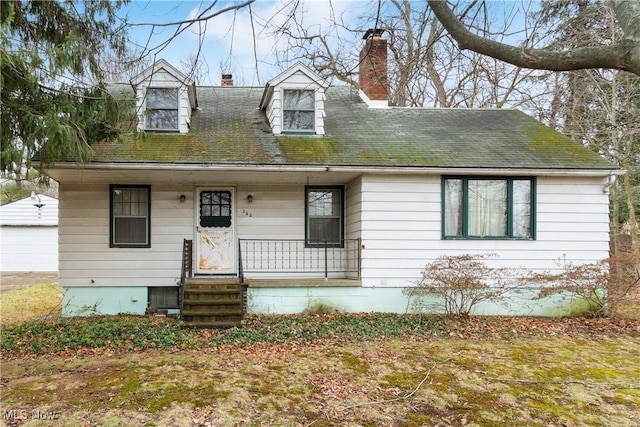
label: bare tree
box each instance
[522,0,640,254]
[97,47,152,83]
[428,0,640,76]
[180,52,211,85]
[266,0,544,109]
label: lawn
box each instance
[1,285,639,426]
[0,283,62,324]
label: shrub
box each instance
[405,253,522,316]
[533,253,640,318]
[302,303,341,315]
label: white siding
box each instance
[1,195,59,271]
[57,174,611,293]
[0,227,58,271]
[345,177,362,240]
[59,183,315,287]
[358,174,611,288]
[236,184,305,239]
[237,181,360,240]
[265,89,281,134]
[0,195,58,226]
[58,183,193,287]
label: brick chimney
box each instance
[359,28,388,102]
[221,74,233,86]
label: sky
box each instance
[115,1,534,88]
[117,0,372,86]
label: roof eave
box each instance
[40,161,623,177]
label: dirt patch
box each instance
[0,272,58,293]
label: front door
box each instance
[195,188,236,275]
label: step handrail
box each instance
[179,239,193,318]
[238,239,245,316]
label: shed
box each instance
[0,194,59,272]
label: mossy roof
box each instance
[90,85,615,170]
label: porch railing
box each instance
[179,239,193,316]
[238,238,361,279]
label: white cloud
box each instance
[126,0,372,85]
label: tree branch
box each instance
[427,0,640,76]
[127,0,256,27]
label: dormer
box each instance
[259,63,329,136]
[130,59,197,134]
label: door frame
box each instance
[194,186,237,275]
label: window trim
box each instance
[109,184,151,248]
[145,87,179,132]
[305,185,345,248]
[282,88,316,134]
[441,176,536,240]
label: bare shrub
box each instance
[608,252,640,316]
[406,253,523,316]
[532,253,640,318]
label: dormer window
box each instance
[146,88,179,131]
[283,89,315,132]
[131,59,197,134]
[259,63,327,135]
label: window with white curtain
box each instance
[443,177,534,239]
[145,88,178,130]
[283,89,315,132]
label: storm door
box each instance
[195,188,236,274]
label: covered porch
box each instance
[178,238,362,326]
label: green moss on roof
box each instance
[89,85,616,171]
[277,136,338,163]
[522,120,609,167]
[91,87,278,164]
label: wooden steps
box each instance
[181,278,243,328]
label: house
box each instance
[0,194,59,272]
[41,31,619,322]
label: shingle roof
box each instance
[90,85,615,170]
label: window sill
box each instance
[442,237,535,241]
[281,130,317,135]
[305,243,344,249]
[144,129,181,133]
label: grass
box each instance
[0,283,62,324]
[1,283,639,425]
[1,335,639,426]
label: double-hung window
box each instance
[443,177,535,239]
[110,185,151,247]
[283,89,315,132]
[146,88,178,131]
[305,186,344,247]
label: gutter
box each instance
[41,162,624,177]
[328,166,624,177]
